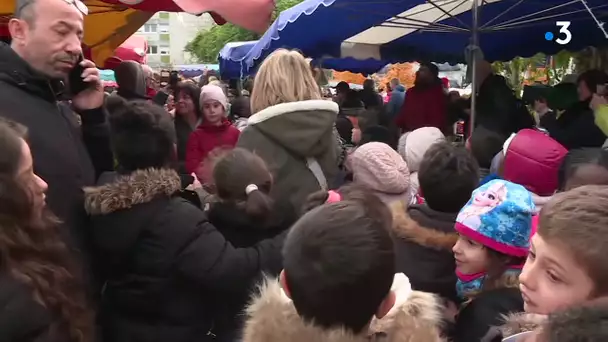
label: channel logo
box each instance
[544,21,572,45]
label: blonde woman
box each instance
[237,49,340,214]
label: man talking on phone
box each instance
[0,0,113,291]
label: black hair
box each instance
[539,298,608,342]
[336,81,350,94]
[212,148,273,220]
[285,190,395,333]
[106,96,176,172]
[419,141,479,212]
[359,126,394,149]
[469,127,506,169]
[558,148,608,191]
[577,69,608,99]
[175,82,202,119]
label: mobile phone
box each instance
[68,54,90,95]
[153,91,170,106]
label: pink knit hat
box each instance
[350,142,410,200]
[200,84,228,110]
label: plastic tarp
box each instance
[242,0,608,71]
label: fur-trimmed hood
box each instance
[242,274,445,342]
[391,202,458,251]
[84,168,182,215]
[247,100,338,158]
[498,313,546,338]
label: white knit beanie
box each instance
[200,84,228,110]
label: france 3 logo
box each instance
[544,21,572,45]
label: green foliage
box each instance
[185,0,304,63]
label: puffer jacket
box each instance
[84,168,284,342]
[237,100,339,214]
[503,129,568,198]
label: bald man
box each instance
[0,0,113,290]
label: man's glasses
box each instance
[63,0,89,16]
[16,0,89,16]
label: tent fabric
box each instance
[242,0,608,71]
[100,0,274,33]
[103,35,148,70]
[219,40,388,78]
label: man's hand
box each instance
[71,59,104,110]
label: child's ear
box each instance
[375,291,396,319]
[279,270,292,299]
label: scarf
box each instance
[456,267,523,299]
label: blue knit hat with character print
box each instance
[455,179,534,257]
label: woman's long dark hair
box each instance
[175,82,202,119]
[0,120,93,342]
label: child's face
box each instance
[203,101,225,124]
[519,234,595,315]
[453,235,489,275]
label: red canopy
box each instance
[100,0,274,33]
[103,35,148,70]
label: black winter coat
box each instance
[0,273,68,342]
[453,287,524,342]
[206,202,295,341]
[391,202,459,302]
[0,43,113,292]
[84,168,285,342]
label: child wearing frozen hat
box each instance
[451,179,534,342]
[185,84,240,182]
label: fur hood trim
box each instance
[390,202,458,251]
[248,100,339,125]
[242,275,445,342]
[498,313,546,338]
[84,168,181,215]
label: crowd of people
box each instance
[2,0,608,342]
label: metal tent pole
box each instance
[469,0,480,135]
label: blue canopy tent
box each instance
[243,0,608,68]
[219,40,389,78]
[242,0,608,128]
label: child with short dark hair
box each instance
[558,148,608,191]
[391,142,479,302]
[242,192,445,342]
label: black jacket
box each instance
[206,202,294,341]
[84,168,285,342]
[542,100,607,149]
[453,287,524,342]
[476,74,535,136]
[391,203,459,302]
[0,273,67,342]
[0,43,113,291]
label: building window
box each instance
[160,48,170,55]
[144,24,158,33]
[159,24,169,33]
[148,45,158,54]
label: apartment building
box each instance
[134,12,214,69]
